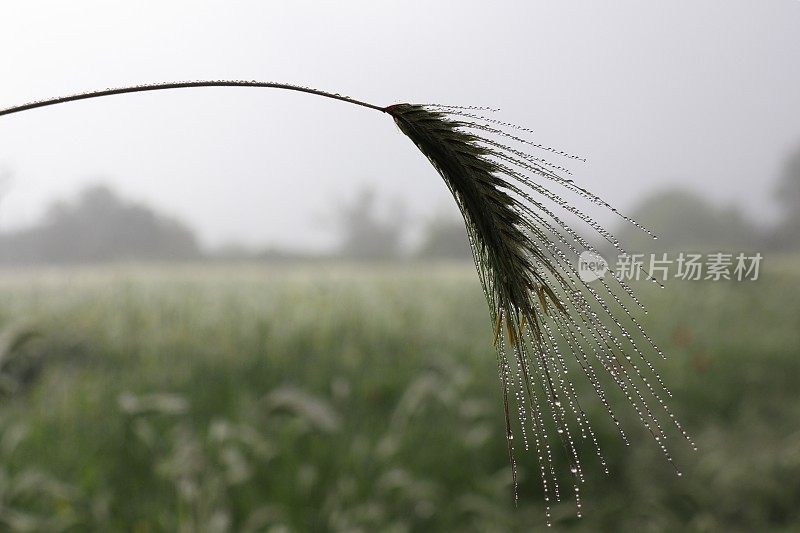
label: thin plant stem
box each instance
[0,80,388,117]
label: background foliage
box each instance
[0,260,797,531]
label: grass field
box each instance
[0,261,798,532]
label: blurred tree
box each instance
[0,184,200,264]
[335,187,405,260]
[416,213,472,260]
[610,188,760,254]
[773,144,800,250]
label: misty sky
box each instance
[1,1,798,251]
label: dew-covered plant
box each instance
[0,81,694,523]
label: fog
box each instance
[1,0,798,252]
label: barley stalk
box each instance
[0,81,693,523]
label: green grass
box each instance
[0,261,798,532]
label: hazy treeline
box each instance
[612,144,800,255]
[1,143,798,264]
[0,185,200,264]
[0,184,472,265]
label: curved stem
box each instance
[0,80,389,117]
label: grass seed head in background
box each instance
[0,81,694,524]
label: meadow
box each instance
[0,260,798,532]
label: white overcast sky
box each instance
[1,1,798,251]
